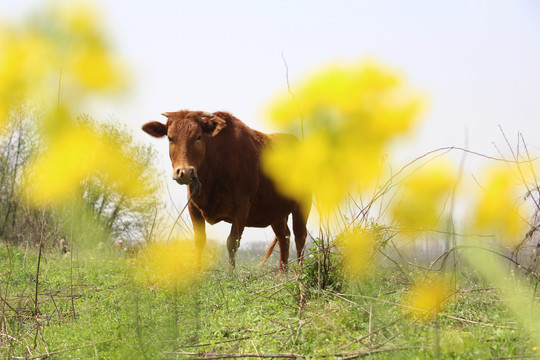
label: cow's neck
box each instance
[188,144,219,206]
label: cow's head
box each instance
[142,110,226,185]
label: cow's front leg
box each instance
[188,203,206,268]
[227,223,245,269]
[227,208,248,269]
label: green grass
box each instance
[0,243,537,359]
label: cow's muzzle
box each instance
[173,166,198,185]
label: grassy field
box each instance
[0,243,536,360]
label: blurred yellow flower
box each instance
[24,121,145,206]
[0,1,127,132]
[50,2,128,94]
[391,158,457,232]
[267,61,422,141]
[470,164,531,246]
[342,228,375,277]
[263,60,424,213]
[0,2,137,207]
[0,28,55,129]
[405,278,452,321]
[131,240,209,289]
[69,47,126,91]
[25,124,100,205]
[262,133,338,212]
[54,1,101,37]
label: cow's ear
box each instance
[201,116,226,137]
[142,121,167,138]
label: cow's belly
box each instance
[245,212,291,228]
[246,192,297,227]
[197,206,234,226]
[195,196,295,228]
[192,173,300,228]
[198,205,292,228]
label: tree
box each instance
[0,106,51,245]
[79,116,164,245]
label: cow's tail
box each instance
[258,238,278,267]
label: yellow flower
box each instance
[470,164,531,245]
[24,121,145,206]
[68,46,126,92]
[0,2,138,206]
[391,158,456,233]
[405,278,452,321]
[131,240,210,289]
[53,1,101,37]
[0,28,55,129]
[342,228,375,277]
[25,124,100,205]
[266,61,422,140]
[262,133,341,213]
[51,2,128,94]
[0,2,127,132]
[263,60,424,214]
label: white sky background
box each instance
[2,0,540,246]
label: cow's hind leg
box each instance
[271,217,291,274]
[292,206,309,264]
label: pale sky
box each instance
[2,1,540,245]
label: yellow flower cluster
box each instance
[470,164,532,246]
[0,2,137,206]
[404,278,452,322]
[24,120,145,206]
[0,2,126,130]
[342,228,375,277]
[262,61,424,213]
[131,241,209,290]
[391,158,457,232]
[56,3,126,93]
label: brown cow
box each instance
[142,110,310,272]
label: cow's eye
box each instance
[196,135,201,141]
[168,136,173,143]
